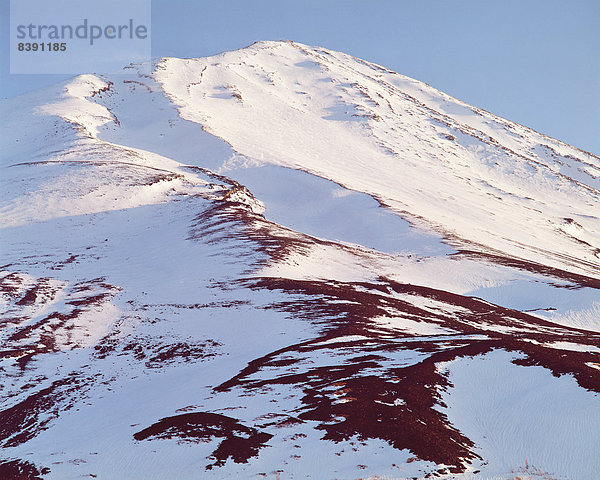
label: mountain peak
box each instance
[153,42,600,278]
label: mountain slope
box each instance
[157,41,600,278]
[1,41,599,480]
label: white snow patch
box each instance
[438,349,600,480]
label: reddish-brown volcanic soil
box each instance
[207,275,600,474]
[0,459,50,480]
[134,412,273,470]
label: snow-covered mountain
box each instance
[1,40,599,480]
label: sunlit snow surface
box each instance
[1,41,599,480]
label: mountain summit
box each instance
[1,41,599,479]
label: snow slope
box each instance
[1,41,599,480]
[157,41,600,279]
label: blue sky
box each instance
[2,0,599,155]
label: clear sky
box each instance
[1,0,599,155]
